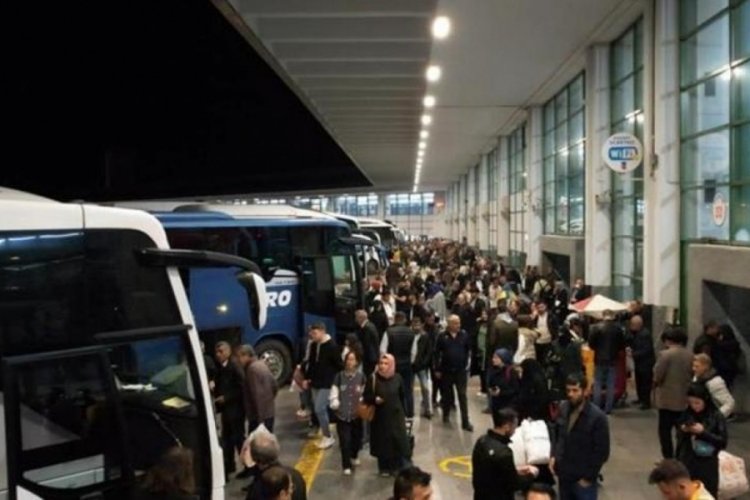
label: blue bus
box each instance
[151,204,369,382]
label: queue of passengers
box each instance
[197,238,744,500]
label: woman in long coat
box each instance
[676,383,728,497]
[364,353,411,476]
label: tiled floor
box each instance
[227,381,750,499]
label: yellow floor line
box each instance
[293,439,325,493]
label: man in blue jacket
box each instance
[550,373,610,500]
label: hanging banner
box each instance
[601,132,643,173]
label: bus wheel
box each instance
[257,339,292,384]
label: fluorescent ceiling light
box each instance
[426,65,442,82]
[432,16,452,39]
[420,130,429,139]
[421,114,433,126]
[418,141,426,149]
[423,95,436,108]
[417,150,425,157]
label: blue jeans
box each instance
[559,480,598,500]
[312,388,332,437]
[415,370,431,415]
[593,364,616,414]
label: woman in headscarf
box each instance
[486,348,519,413]
[676,383,728,497]
[363,353,411,476]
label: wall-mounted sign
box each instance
[601,132,643,173]
[712,192,727,226]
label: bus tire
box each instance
[256,339,292,384]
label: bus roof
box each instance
[0,186,58,203]
[357,217,395,228]
[154,210,349,229]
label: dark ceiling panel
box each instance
[3,0,368,201]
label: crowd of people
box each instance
[184,238,744,500]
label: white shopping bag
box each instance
[719,450,749,499]
[240,423,272,468]
[522,419,551,465]
[508,426,527,468]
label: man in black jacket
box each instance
[550,373,610,500]
[214,341,245,478]
[434,314,474,431]
[381,311,417,417]
[627,315,655,409]
[588,310,625,414]
[304,323,342,450]
[472,407,538,500]
[355,309,381,377]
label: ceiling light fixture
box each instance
[426,65,442,82]
[432,16,452,40]
[417,150,425,157]
[423,95,436,108]
[420,130,429,139]
[421,114,433,126]
[418,141,427,150]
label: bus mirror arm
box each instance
[136,248,268,330]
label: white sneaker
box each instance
[343,468,352,475]
[316,436,335,450]
[351,458,361,466]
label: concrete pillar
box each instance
[584,44,613,288]
[527,106,544,267]
[644,0,680,309]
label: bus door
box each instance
[2,346,132,500]
[299,256,337,337]
[2,325,214,500]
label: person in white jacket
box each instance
[692,353,735,417]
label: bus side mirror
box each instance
[237,271,268,330]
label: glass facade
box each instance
[610,19,645,300]
[333,194,379,216]
[543,73,586,235]
[680,0,750,243]
[385,192,435,216]
[508,124,527,267]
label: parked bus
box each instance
[0,188,268,499]
[149,204,369,383]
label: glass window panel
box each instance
[613,236,635,274]
[568,173,584,203]
[612,76,636,121]
[556,151,569,178]
[555,90,569,124]
[545,208,555,233]
[636,198,645,230]
[732,183,750,241]
[734,0,750,59]
[544,132,556,157]
[635,19,644,68]
[734,61,750,121]
[613,197,636,236]
[568,143,585,179]
[544,102,555,132]
[735,123,750,181]
[544,181,555,208]
[680,74,730,136]
[569,75,585,112]
[681,130,730,187]
[544,157,555,183]
[680,0,729,35]
[569,111,585,144]
[681,14,730,86]
[681,186,731,239]
[556,122,568,151]
[612,30,635,82]
[569,201,584,235]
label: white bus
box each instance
[0,188,267,500]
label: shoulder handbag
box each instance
[356,375,377,422]
[692,436,717,457]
